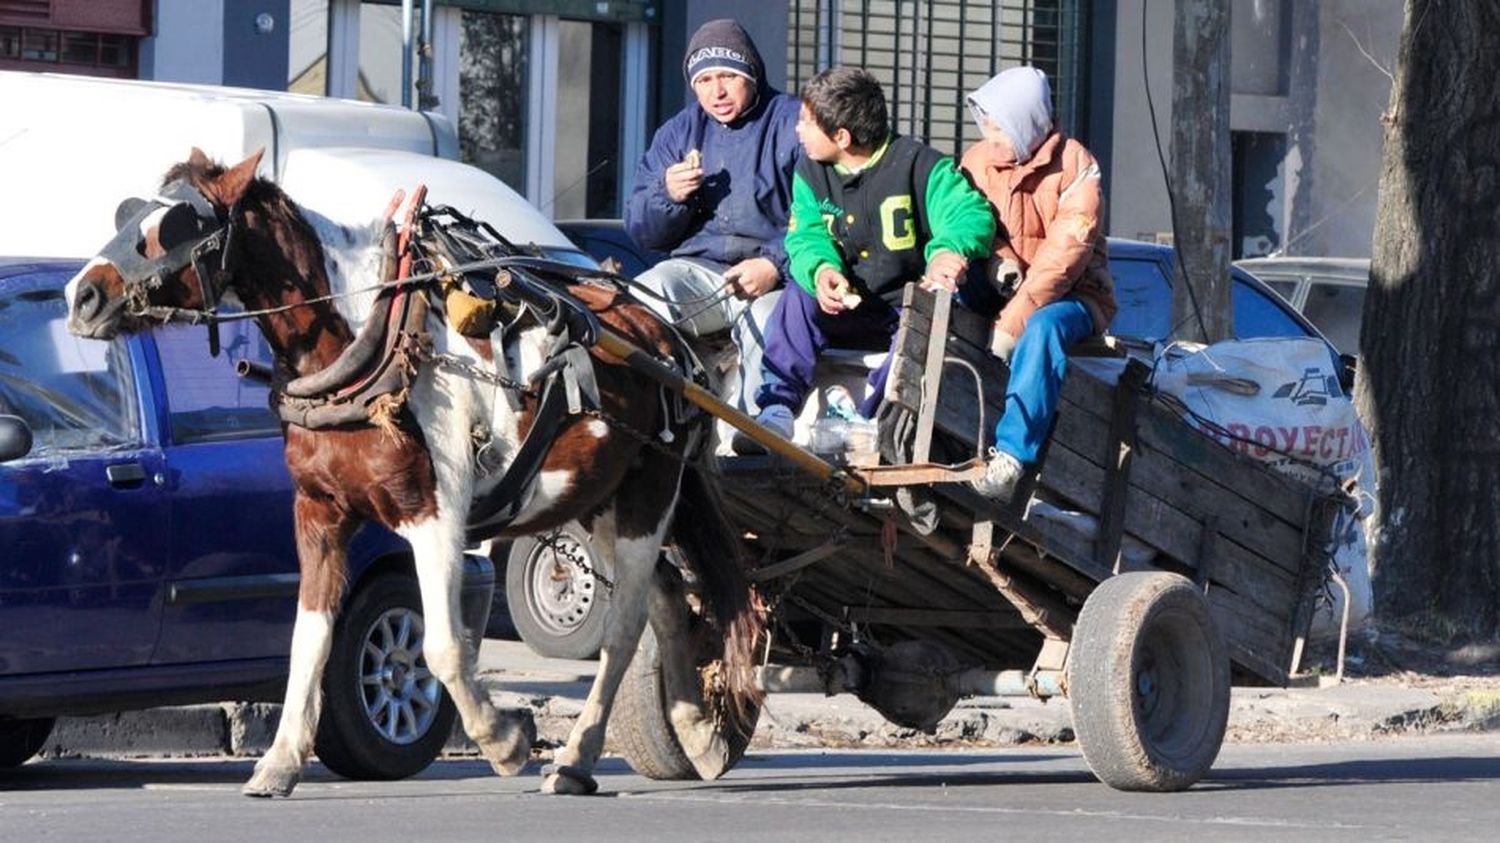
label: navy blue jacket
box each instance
[625,88,801,277]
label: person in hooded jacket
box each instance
[624,19,801,430]
[960,66,1118,503]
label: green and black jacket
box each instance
[785,135,995,306]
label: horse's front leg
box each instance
[541,506,662,796]
[400,513,531,777]
[243,493,352,798]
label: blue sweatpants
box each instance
[995,297,1095,466]
[756,284,902,418]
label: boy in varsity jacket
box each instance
[734,67,993,452]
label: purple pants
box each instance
[755,283,901,418]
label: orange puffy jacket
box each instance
[960,131,1117,340]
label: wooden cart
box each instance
[613,285,1347,792]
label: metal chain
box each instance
[421,349,535,396]
[536,529,615,594]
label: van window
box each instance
[1300,283,1366,355]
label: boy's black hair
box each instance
[801,67,889,150]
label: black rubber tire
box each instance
[505,528,610,661]
[314,573,458,781]
[612,625,759,780]
[1068,571,1230,792]
[0,717,54,767]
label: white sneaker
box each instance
[971,449,1024,502]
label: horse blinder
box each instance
[101,184,238,356]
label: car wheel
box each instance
[314,573,457,780]
[0,717,54,767]
[505,527,610,660]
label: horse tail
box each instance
[671,461,765,723]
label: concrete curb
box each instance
[36,680,1499,762]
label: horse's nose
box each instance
[72,277,106,323]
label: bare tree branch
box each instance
[1339,17,1394,82]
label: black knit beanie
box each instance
[682,19,764,86]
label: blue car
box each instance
[0,260,493,776]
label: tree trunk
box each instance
[1170,0,1232,343]
[1357,0,1500,636]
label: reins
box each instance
[130,249,744,335]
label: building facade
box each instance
[3,0,1398,258]
[1103,0,1399,259]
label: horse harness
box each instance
[105,181,712,530]
[104,179,242,356]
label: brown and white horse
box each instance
[65,149,761,797]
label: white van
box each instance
[0,72,574,260]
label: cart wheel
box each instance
[612,625,759,780]
[1068,571,1229,792]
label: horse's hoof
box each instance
[540,763,599,796]
[488,752,529,778]
[242,765,300,798]
[688,747,731,781]
[479,711,533,777]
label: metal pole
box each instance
[417,0,437,110]
[400,0,414,108]
[590,328,866,496]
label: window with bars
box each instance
[0,26,133,75]
[787,0,1089,157]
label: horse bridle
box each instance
[101,179,240,355]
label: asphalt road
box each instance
[5,734,1499,841]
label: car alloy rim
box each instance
[358,607,441,745]
[524,534,596,636]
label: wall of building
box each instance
[654,0,789,117]
[222,0,290,89]
[141,0,288,89]
[1304,1,1399,258]
[1103,0,1398,259]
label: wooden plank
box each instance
[1094,360,1148,570]
[911,289,953,463]
[1049,405,1309,577]
[845,607,1032,630]
[1041,443,1300,619]
[1059,368,1313,527]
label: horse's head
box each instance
[66,147,264,340]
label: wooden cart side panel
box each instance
[890,286,1326,684]
[891,300,1313,583]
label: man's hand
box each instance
[920,250,969,293]
[664,159,704,203]
[725,257,779,299]
[815,267,855,315]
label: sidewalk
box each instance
[37,639,1500,760]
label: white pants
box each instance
[632,258,783,445]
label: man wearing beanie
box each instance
[959,66,1117,503]
[625,19,801,447]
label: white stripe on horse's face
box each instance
[63,256,110,313]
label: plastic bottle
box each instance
[811,386,876,454]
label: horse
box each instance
[64,148,763,797]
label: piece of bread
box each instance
[683,148,702,169]
[831,277,861,309]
